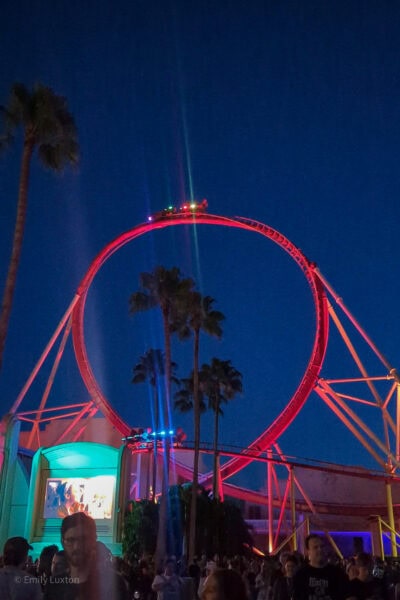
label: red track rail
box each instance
[71,213,329,486]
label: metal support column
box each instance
[267,448,273,553]
[385,481,398,557]
[290,467,297,551]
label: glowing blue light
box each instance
[168,430,174,435]
[159,430,166,436]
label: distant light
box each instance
[190,203,196,209]
[168,205,173,210]
[168,430,174,435]
[159,430,166,436]
[183,205,187,209]
[148,216,153,221]
[150,432,156,436]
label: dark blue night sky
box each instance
[1,1,400,489]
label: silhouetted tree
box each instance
[200,358,243,498]
[173,293,224,563]
[129,266,194,565]
[0,83,79,370]
[132,349,179,501]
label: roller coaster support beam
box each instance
[26,317,73,449]
[10,294,80,415]
[290,467,297,551]
[267,448,273,553]
[397,385,400,462]
[385,481,398,557]
[273,476,291,550]
[314,268,398,377]
[272,517,310,557]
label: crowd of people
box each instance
[1,515,400,600]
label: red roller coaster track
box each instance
[71,213,330,485]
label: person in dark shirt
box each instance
[0,536,42,600]
[293,535,349,600]
[273,554,300,600]
[188,557,201,597]
[131,560,154,600]
[347,553,387,600]
[45,511,130,600]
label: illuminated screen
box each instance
[43,476,115,519]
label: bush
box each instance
[122,500,159,561]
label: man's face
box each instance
[284,560,297,578]
[307,537,325,567]
[62,525,95,568]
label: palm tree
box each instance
[200,358,243,499]
[175,293,224,563]
[132,349,179,501]
[129,266,194,564]
[129,267,194,433]
[0,83,79,370]
[174,376,207,413]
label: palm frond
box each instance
[198,358,243,413]
[8,83,32,125]
[129,291,157,313]
[1,82,79,171]
[132,370,147,384]
[37,139,79,171]
[174,393,193,413]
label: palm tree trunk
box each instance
[212,404,220,499]
[0,136,34,371]
[155,309,172,567]
[152,385,159,502]
[189,328,200,563]
[162,307,172,465]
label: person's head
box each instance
[305,535,325,567]
[201,569,248,600]
[346,558,358,580]
[164,558,177,576]
[228,557,241,573]
[355,553,373,581]
[38,544,59,576]
[51,550,69,577]
[282,555,298,578]
[3,537,33,568]
[139,559,149,574]
[61,512,97,569]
